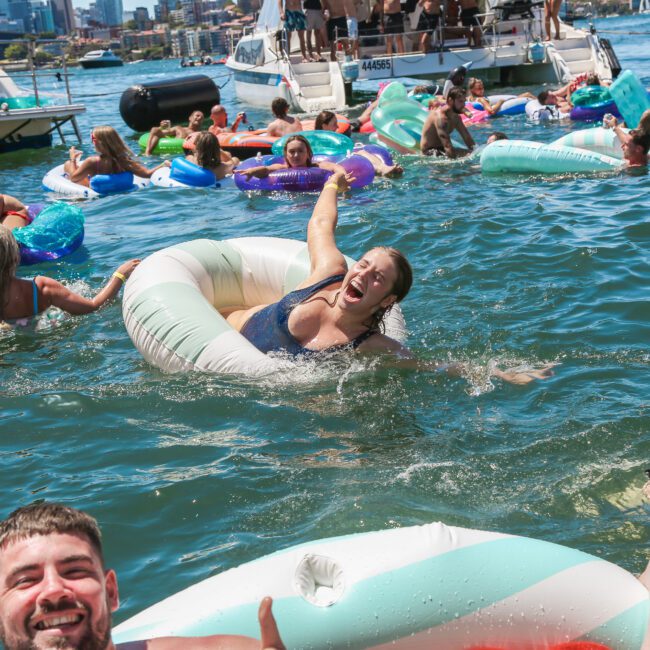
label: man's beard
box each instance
[0,603,112,650]
[453,105,465,114]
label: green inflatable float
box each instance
[371,99,428,153]
[137,132,185,155]
[271,130,353,157]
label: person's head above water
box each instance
[487,131,508,144]
[315,111,337,131]
[467,77,485,96]
[586,72,600,86]
[193,131,221,169]
[0,502,119,650]
[283,135,313,167]
[271,97,290,118]
[338,246,413,331]
[210,104,227,127]
[623,132,649,166]
[188,110,205,129]
[91,125,133,161]
[0,225,20,319]
[447,87,467,114]
[537,90,557,106]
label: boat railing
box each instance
[0,38,75,107]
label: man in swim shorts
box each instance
[0,502,286,650]
[417,0,441,52]
[266,97,303,137]
[381,0,404,55]
[278,0,309,61]
[420,86,476,158]
[304,0,327,61]
[144,110,204,156]
[322,0,348,61]
[459,0,481,46]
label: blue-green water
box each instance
[1,14,649,628]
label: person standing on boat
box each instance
[416,0,441,52]
[380,0,405,55]
[266,98,303,137]
[278,0,310,62]
[458,0,481,47]
[544,0,561,40]
[321,0,349,61]
[304,0,328,61]
[420,87,476,158]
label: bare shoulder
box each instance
[358,332,412,357]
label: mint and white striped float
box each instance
[552,127,624,159]
[112,521,649,649]
[122,237,407,375]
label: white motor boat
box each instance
[79,49,123,69]
[225,0,621,112]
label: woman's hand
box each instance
[235,166,269,179]
[329,170,355,192]
[69,146,81,162]
[116,259,141,280]
[491,363,558,385]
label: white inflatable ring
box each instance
[552,126,624,159]
[122,237,407,375]
[42,164,150,199]
[112,520,650,649]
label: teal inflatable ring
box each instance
[271,131,353,157]
[138,133,185,154]
[371,99,428,152]
[570,86,611,107]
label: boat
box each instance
[225,0,621,112]
[0,41,85,153]
[78,50,123,69]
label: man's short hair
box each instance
[271,97,289,117]
[447,87,466,103]
[537,90,550,105]
[0,502,105,566]
[488,131,508,141]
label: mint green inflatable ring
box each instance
[371,99,428,153]
[138,133,185,155]
[271,130,353,157]
[378,81,408,107]
[570,86,611,107]
[609,69,650,129]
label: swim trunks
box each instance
[305,7,325,29]
[327,15,348,40]
[422,146,445,156]
[417,10,440,34]
[384,12,404,34]
[285,9,307,31]
[347,15,359,39]
[240,274,374,356]
[460,6,480,26]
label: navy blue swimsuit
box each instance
[240,274,374,356]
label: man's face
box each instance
[450,94,466,114]
[0,533,118,650]
[189,111,204,128]
[546,92,558,106]
[211,109,227,127]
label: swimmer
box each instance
[64,126,170,188]
[267,98,303,138]
[537,89,572,114]
[467,78,535,116]
[0,194,29,232]
[314,111,403,177]
[421,87,476,158]
[0,225,139,322]
[235,134,346,179]
[144,110,205,156]
[486,131,508,144]
[604,108,650,150]
[223,170,556,385]
[186,132,239,180]
[622,132,649,167]
[208,104,247,136]
[0,502,286,650]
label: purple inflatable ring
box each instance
[570,101,621,122]
[353,143,394,167]
[234,154,375,192]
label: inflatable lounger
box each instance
[608,70,650,130]
[42,164,149,199]
[112,521,650,649]
[122,237,407,375]
[480,139,621,174]
[552,127,624,159]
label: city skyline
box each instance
[72,0,154,15]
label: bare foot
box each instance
[383,163,404,177]
[492,363,559,385]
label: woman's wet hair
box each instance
[586,73,600,86]
[0,225,20,320]
[283,135,313,167]
[315,110,336,130]
[194,131,221,169]
[92,125,134,170]
[366,246,413,333]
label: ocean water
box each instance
[1,15,649,627]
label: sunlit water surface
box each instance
[1,13,649,625]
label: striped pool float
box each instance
[112,521,650,649]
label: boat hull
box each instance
[79,59,123,68]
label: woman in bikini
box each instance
[223,170,556,385]
[63,125,169,187]
[185,131,237,180]
[0,194,30,232]
[0,225,139,324]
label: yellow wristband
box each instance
[323,183,339,192]
[112,271,127,283]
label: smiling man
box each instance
[0,503,284,650]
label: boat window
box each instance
[234,39,265,66]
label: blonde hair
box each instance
[92,125,135,172]
[0,225,20,320]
